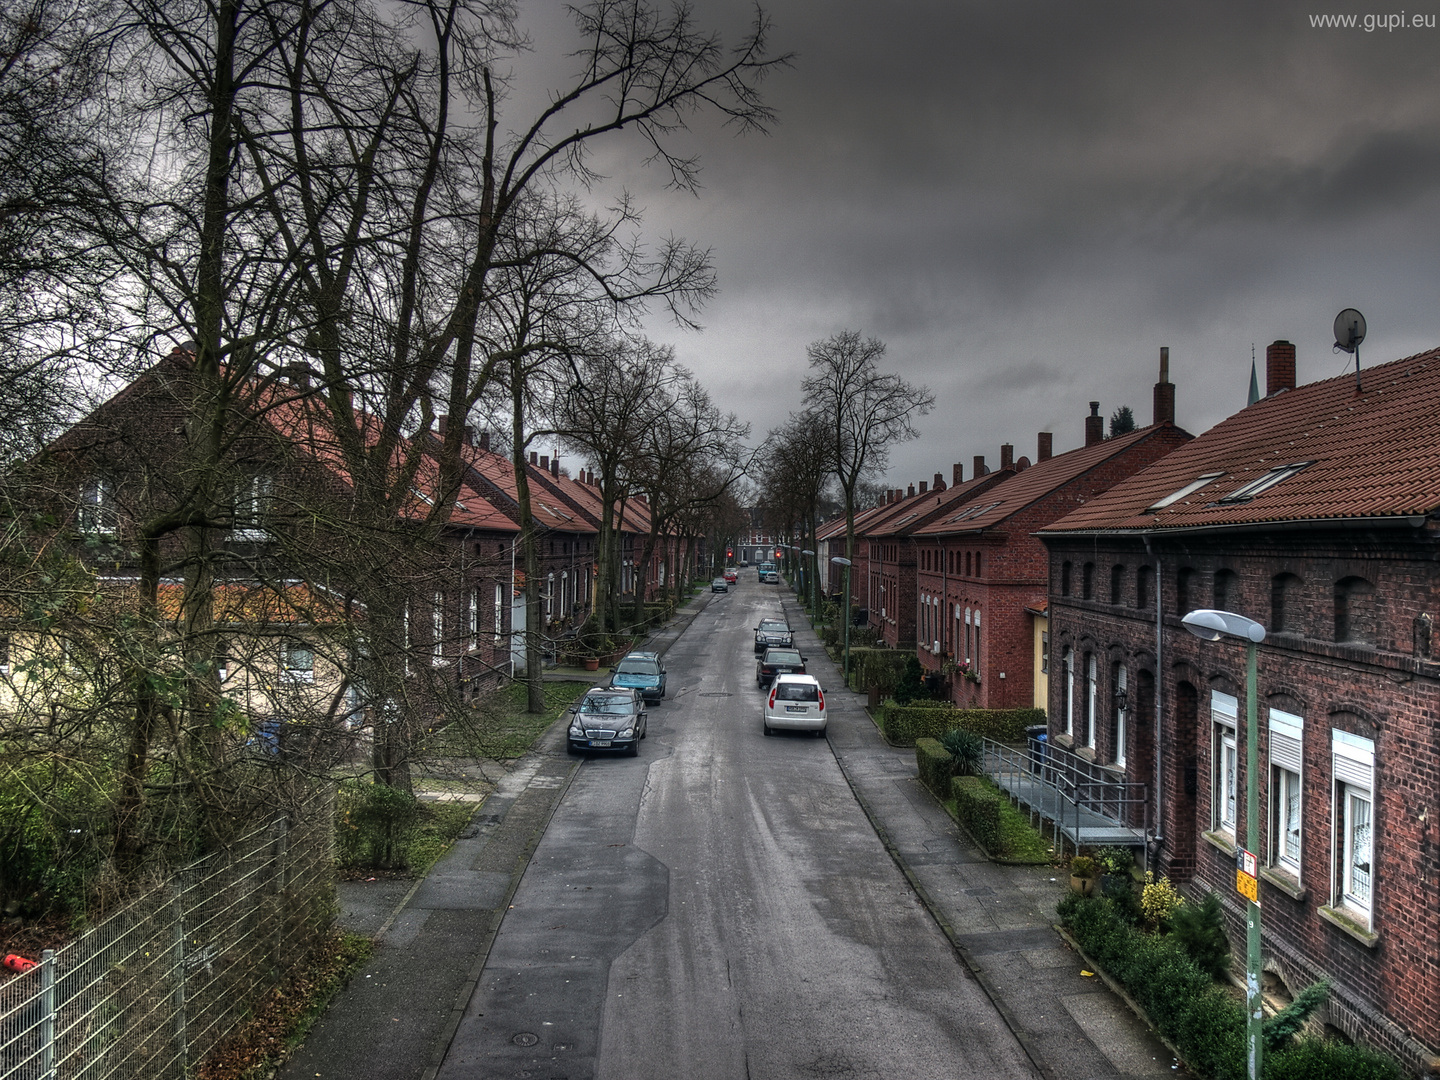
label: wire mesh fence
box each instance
[0,791,334,1080]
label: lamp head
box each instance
[831,556,852,566]
[1182,608,1266,644]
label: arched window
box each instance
[1176,567,1194,614]
[1213,568,1237,611]
[1136,565,1154,610]
[1271,573,1302,634]
[1110,564,1125,605]
[1062,648,1075,736]
[1084,652,1097,747]
[1113,663,1128,766]
[1060,561,1072,596]
[1082,562,1095,600]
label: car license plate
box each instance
[785,705,806,713]
[590,739,612,747]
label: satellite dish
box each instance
[1334,308,1366,354]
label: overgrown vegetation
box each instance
[880,704,1045,746]
[425,682,589,761]
[335,782,476,876]
[1059,893,1402,1080]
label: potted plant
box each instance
[1068,855,1098,897]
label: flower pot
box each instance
[583,657,600,672]
[1069,874,1096,897]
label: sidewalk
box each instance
[277,592,714,1080]
[779,593,1183,1080]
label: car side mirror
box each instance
[801,656,808,662]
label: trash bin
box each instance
[852,607,869,627]
[1025,724,1048,774]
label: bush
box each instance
[915,738,952,798]
[894,655,929,705]
[850,647,908,697]
[336,779,421,871]
[1171,890,1231,980]
[939,728,984,776]
[1266,1037,1403,1080]
[952,775,1001,854]
[1141,873,1184,928]
[880,704,1045,746]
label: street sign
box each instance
[1235,848,1259,904]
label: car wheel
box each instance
[627,740,640,757]
[815,728,826,739]
[763,722,772,736]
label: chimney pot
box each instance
[539,455,549,472]
[1085,402,1104,446]
[974,455,987,477]
[919,481,928,494]
[1000,443,1014,470]
[462,424,474,447]
[953,462,964,485]
[1037,432,1053,461]
[1266,339,1297,396]
[907,484,915,498]
[1153,347,1177,425]
[550,457,559,478]
[529,451,538,466]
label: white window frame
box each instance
[1084,652,1097,748]
[78,477,118,536]
[281,640,314,683]
[232,475,273,540]
[493,582,504,642]
[1332,729,1375,926]
[431,592,445,666]
[468,588,479,650]
[1268,708,1304,876]
[1114,664,1128,767]
[1212,690,1239,839]
[1063,648,1074,736]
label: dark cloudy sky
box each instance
[531,1,1440,487]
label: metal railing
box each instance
[1,795,333,1080]
[980,736,1149,854]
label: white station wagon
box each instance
[762,673,827,737]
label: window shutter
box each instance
[1332,729,1374,789]
[1268,709,1304,773]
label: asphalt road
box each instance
[435,581,1036,1080]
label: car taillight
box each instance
[768,687,777,710]
[817,689,824,710]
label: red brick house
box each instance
[1038,341,1440,1073]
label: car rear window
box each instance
[765,651,802,665]
[775,684,819,702]
[615,660,659,675]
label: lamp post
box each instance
[1182,607,1266,1080]
[831,557,852,686]
[802,549,816,625]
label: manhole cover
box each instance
[512,1032,539,1047]
[698,692,733,698]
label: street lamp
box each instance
[1182,607,1266,1080]
[831,557,852,686]
[802,549,816,625]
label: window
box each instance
[281,640,314,682]
[1213,568,1236,610]
[1217,462,1313,504]
[973,609,981,666]
[233,475,273,539]
[469,589,479,649]
[1082,562,1095,600]
[1062,648,1075,736]
[964,607,972,664]
[432,592,444,666]
[1212,691,1239,839]
[1084,652,1097,748]
[1136,565,1153,610]
[1110,564,1125,605]
[1144,472,1225,514]
[1040,630,1050,674]
[1061,561,1072,596]
[1334,576,1375,644]
[493,583,504,642]
[1269,709,1304,876]
[0,634,10,674]
[1113,664,1128,767]
[1332,730,1375,925]
[1271,573,1302,634]
[1176,567,1194,614]
[78,478,117,535]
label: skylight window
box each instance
[1144,472,1223,514]
[1215,462,1313,505]
[948,501,1001,524]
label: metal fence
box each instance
[0,795,334,1080]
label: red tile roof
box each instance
[869,472,1010,537]
[911,425,1168,536]
[1041,347,1440,534]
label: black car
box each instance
[756,647,807,688]
[753,617,794,654]
[566,687,647,756]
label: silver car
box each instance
[567,687,647,756]
[762,674,827,737]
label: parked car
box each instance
[756,647,806,688]
[711,577,729,592]
[757,561,778,583]
[609,652,667,702]
[723,567,738,583]
[566,686,647,756]
[762,674,827,737]
[753,617,793,654]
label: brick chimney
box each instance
[529,451,538,466]
[550,457,560,478]
[539,455,549,473]
[907,484,915,497]
[933,472,945,492]
[479,430,491,451]
[1000,443,1014,470]
[1037,432,1053,462]
[918,480,928,494]
[462,424,475,447]
[974,455,987,477]
[1266,340,1296,395]
[1153,346,1175,425]
[436,415,449,439]
[1085,401,1103,446]
[952,462,964,486]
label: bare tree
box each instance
[801,331,934,637]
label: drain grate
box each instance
[511,1032,539,1047]
[697,692,733,698]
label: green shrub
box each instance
[880,705,1045,746]
[1171,890,1232,979]
[952,775,1001,854]
[894,655,929,705]
[939,728,984,776]
[915,738,952,797]
[336,779,421,871]
[1264,981,1331,1054]
[850,647,908,697]
[1265,1037,1403,1080]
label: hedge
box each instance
[915,738,952,797]
[880,705,1046,746]
[952,776,1001,855]
[1059,895,1402,1080]
[850,647,909,697]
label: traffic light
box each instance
[775,547,783,559]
